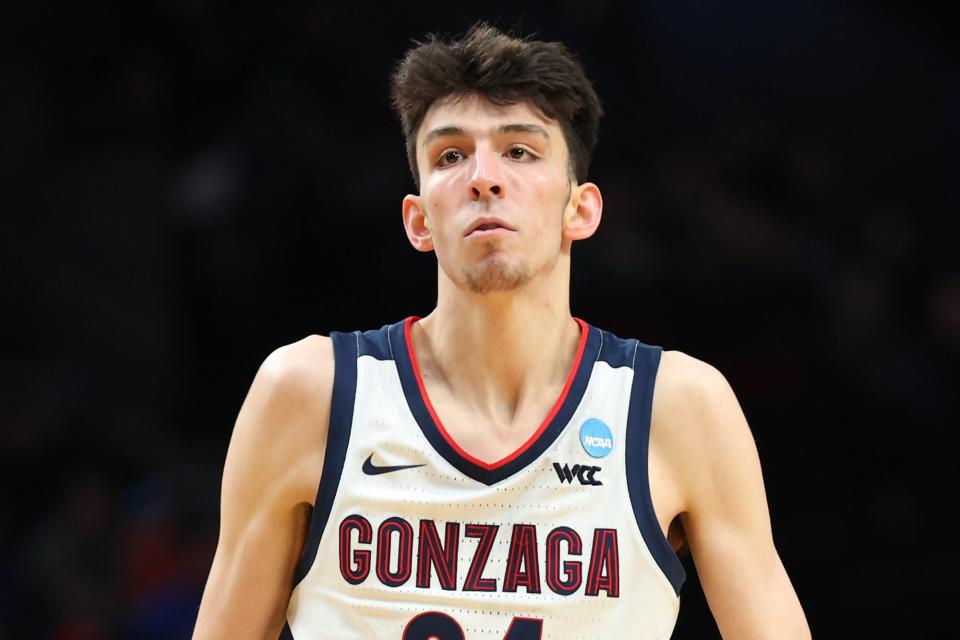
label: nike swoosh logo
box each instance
[362,453,425,476]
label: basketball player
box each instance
[194,24,810,639]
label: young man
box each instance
[194,24,810,639]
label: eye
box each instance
[507,146,535,161]
[437,149,464,167]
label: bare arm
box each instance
[654,351,810,639]
[193,336,333,640]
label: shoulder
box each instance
[246,333,335,449]
[227,334,336,507]
[254,334,335,406]
[653,349,735,422]
[651,350,756,497]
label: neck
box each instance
[412,258,582,424]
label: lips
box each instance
[464,217,516,237]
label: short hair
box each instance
[390,22,604,189]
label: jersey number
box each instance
[403,611,543,640]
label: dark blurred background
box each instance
[1,1,956,637]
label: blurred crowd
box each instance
[1,2,956,637]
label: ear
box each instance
[402,194,434,253]
[563,181,603,241]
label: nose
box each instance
[467,147,505,201]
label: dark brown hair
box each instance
[390,23,603,188]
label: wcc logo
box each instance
[554,463,602,486]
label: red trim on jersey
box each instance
[403,316,589,471]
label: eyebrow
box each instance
[498,123,550,140]
[422,123,550,149]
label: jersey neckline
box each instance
[388,316,599,485]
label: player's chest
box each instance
[421,395,561,464]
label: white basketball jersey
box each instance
[285,317,685,640]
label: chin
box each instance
[461,257,531,294]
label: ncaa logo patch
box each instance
[579,418,614,458]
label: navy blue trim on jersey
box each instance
[358,324,394,361]
[389,319,602,486]
[595,328,638,369]
[624,342,686,595]
[291,331,358,588]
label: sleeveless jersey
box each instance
[285,317,685,640]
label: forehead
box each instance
[417,94,560,144]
